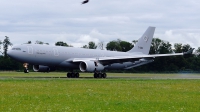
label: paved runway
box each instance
[1,73,200,79]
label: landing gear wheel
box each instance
[98,73,102,78]
[75,73,80,78]
[93,72,107,78]
[71,73,75,78]
[102,73,107,78]
[67,72,80,78]
[94,73,98,78]
[67,73,71,78]
[24,68,29,73]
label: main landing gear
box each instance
[23,63,29,73]
[66,72,107,78]
[94,72,107,78]
[67,72,80,78]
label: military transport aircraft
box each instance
[7,27,193,78]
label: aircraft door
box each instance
[53,48,59,56]
[27,46,33,54]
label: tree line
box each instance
[1,36,200,72]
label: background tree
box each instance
[182,44,191,52]
[195,47,200,57]
[119,40,133,52]
[0,40,2,49]
[149,38,162,54]
[3,36,13,57]
[0,36,197,72]
[158,41,173,54]
[88,41,97,49]
[82,45,88,49]
[171,43,193,71]
[82,41,97,49]
[106,39,134,52]
[0,40,2,55]
[0,37,22,71]
[98,41,104,50]
[157,41,173,71]
[35,40,49,45]
[55,41,69,47]
[174,43,182,53]
[26,41,31,44]
[35,40,44,44]
[132,40,138,46]
[106,39,121,51]
[148,38,174,71]
[182,44,193,58]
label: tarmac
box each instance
[1,73,200,79]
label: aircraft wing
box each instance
[71,48,194,65]
[72,53,181,63]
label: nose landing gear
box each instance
[23,63,29,73]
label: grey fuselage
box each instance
[8,44,150,70]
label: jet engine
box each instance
[79,61,104,72]
[33,65,56,72]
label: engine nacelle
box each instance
[33,65,56,72]
[79,61,104,72]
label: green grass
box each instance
[0,72,200,111]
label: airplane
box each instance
[7,26,194,78]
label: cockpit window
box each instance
[12,48,21,50]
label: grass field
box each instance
[0,72,200,111]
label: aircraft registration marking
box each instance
[138,46,143,49]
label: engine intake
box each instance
[79,61,104,72]
[33,65,55,72]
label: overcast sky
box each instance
[0,0,200,49]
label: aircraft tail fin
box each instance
[128,26,155,54]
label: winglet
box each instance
[183,48,195,55]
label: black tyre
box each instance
[26,69,29,73]
[75,73,79,78]
[67,73,71,78]
[24,69,26,73]
[98,73,102,78]
[94,73,98,78]
[71,73,75,78]
[24,69,29,73]
[102,73,107,78]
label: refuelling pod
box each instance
[79,61,104,72]
[124,59,154,69]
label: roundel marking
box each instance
[143,35,149,42]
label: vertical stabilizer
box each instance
[128,26,155,54]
